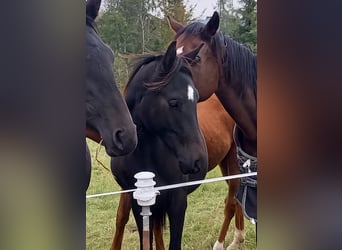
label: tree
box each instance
[217,0,238,34]
[233,0,257,52]
[156,0,193,50]
[216,0,257,53]
[96,0,178,87]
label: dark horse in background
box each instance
[85,0,137,190]
[111,41,208,250]
[168,10,257,244]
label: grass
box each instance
[86,139,256,250]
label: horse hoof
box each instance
[227,244,240,250]
[226,242,243,250]
[213,240,224,250]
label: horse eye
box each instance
[168,99,180,108]
[190,55,201,66]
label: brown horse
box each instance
[110,94,245,250]
[168,12,257,223]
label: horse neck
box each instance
[215,78,257,157]
[114,130,157,187]
[134,128,164,166]
[212,35,257,156]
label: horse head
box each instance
[168,12,221,102]
[124,41,208,175]
[86,0,137,156]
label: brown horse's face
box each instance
[168,13,221,101]
[175,33,219,101]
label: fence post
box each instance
[133,172,159,250]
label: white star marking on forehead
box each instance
[187,85,194,101]
[176,46,184,55]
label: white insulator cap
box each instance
[133,172,159,206]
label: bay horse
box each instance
[110,41,208,250]
[85,0,137,189]
[168,12,257,223]
[110,94,245,250]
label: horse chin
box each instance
[105,125,138,157]
[103,134,137,157]
[86,126,137,157]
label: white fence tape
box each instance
[86,172,257,199]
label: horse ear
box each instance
[86,0,102,20]
[161,41,177,72]
[203,11,219,38]
[182,43,204,62]
[167,16,184,33]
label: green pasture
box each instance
[86,139,256,250]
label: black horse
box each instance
[85,0,137,190]
[111,41,208,250]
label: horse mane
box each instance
[123,53,191,95]
[123,55,158,96]
[214,32,257,98]
[86,15,98,33]
[175,22,257,98]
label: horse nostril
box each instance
[113,129,125,151]
[192,160,201,173]
[179,159,203,174]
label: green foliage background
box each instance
[96,0,257,88]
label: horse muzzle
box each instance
[108,125,138,156]
[179,156,207,175]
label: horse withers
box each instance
[111,41,208,250]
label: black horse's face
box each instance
[86,0,137,156]
[143,75,207,174]
[126,42,208,175]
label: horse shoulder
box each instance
[197,94,234,170]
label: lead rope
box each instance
[95,139,112,173]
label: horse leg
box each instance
[167,192,187,250]
[213,154,235,250]
[110,193,131,250]
[85,143,91,192]
[227,203,245,250]
[213,144,245,250]
[226,144,245,250]
[153,219,165,250]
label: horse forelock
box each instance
[146,55,190,91]
[124,53,191,93]
[123,55,160,95]
[175,21,205,40]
